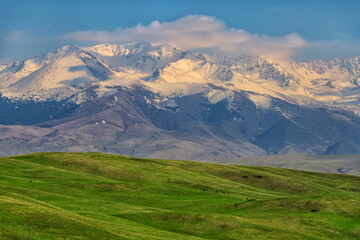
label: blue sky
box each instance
[1,0,359,62]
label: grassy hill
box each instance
[220,154,360,176]
[0,152,359,239]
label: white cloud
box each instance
[61,15,306,60]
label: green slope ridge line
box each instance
[0,152,359,240]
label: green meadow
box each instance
[0,152,359,239]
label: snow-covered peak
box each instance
[148,44,184,57]
[30,44,84,66]
[85,42,187,73]
[151,58,234,84]
[0,44,114,99]
[206,54,300,87]
[86,42,186,58]
[296,56,360,76]
[53,44,82,56]
[86,42,152,56]
[1,42,360,114]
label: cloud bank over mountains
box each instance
[62,15,306,60]
[2,15,358,62]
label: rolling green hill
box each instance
[219,154,360,176]
[0,152,359,239]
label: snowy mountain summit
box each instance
[2,43,360,111]
[1,43,360,159]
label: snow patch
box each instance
[207,90,234,104]
[162,99,178,108]
[248,94,271,108]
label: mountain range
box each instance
[1,42,360,160]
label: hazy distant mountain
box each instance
[1,43,360,160]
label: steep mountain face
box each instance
[1,43,360,160]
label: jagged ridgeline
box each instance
[1,43,360,159]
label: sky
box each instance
[0,0,359,63]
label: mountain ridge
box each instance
[2,43,360,108]
[1,43,360,159]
